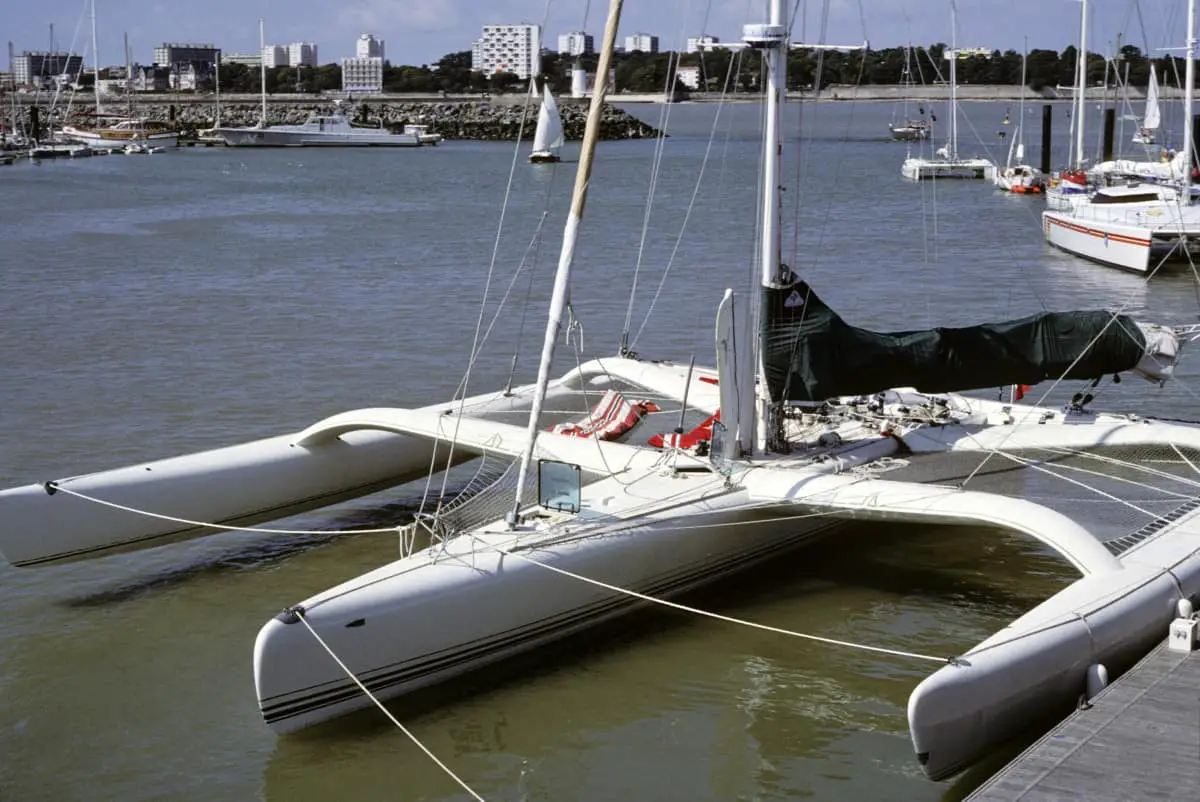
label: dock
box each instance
[966,641,1200,801]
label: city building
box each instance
[287,42,318,67]
[153,43,219,67]
[557,31,594,56]
[262,45,287,68]
[685,35,720,53]
[170,62,213,91]
[222,52,262,68]
[341,56,383,92]
[624,33,659,53]
[131,65,170,92]
[471,24,541,79]
[12,51,84,87]
[356,33,385,60]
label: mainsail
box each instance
[1143,66,1161,132]
[760,277,1179,404]
[532,85,565,155]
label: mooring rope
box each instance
[466,533,959,666]
[294,611,485,801]
[44,482,403,536]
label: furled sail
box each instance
[532,85,565,154]
[760,277,1181,404]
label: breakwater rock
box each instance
[58,100,662,141]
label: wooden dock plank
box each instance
[966,642,1200,801]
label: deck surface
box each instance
[966,642,1200,801]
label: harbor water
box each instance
[1,99,1198,801]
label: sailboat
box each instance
[1133,65,1161,145]
[887,46,931,142]
[7,0,1200,786]
[900,1,996,180]
[529,82,565,163]
[993,42,1044,193]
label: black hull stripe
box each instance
[262,522,837,724]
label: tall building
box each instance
[222,52,262,68]
[13,51,84,86]
[356,33,384,60]
[153,43,219,67]
[341,56,383,92]
[557,31,593,56]
[287,42,318,67]
[685,35,720,53]
[262,45,287,68]
[624,33,659,53]
[471,24,541,79]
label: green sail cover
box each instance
[760,280,1148,404]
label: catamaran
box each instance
[5,0,1200,787]
[900,4,995,181]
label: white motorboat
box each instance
[529,82,565,163]
[402,124,443,145]
[215,107,421,148]
[7,0,1200,789]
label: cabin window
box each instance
[708,420,733,476]
[1093,192,1158,204]
[538,459,581,513]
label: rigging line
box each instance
[44,483,406,536]
[1037,444,1200,492]
[1015,448,1200,502]
[985,450,1164,520]
[1171,443,1200,478]
[419,82,539,523]
[294,612,485,802]
[629,50,745,352]
[465,532,958,665]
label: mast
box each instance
[90,0,101,114]
[214,50,221,127]
[1074,0,1088,169]
[258,19,267,127]
[123,32,131,117]
[508,0,624,526]
[1184,0,1195,193]
[949,0,958,160]
[1017,37,1027,162]
[749,0,789,454]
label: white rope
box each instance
[466,533,957,666]
[46,483,402,536]
[294,611,485,802]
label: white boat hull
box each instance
[901,157,996,181]
[1042,211,1153,272]
[215,127,421,148]
[255,492,839,733]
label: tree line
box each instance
[186,44,1190,95]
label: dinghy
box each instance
[6,0,1200,786]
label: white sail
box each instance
[532,85,565,154]
[1144,66,1161,130]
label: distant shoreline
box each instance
[9,83,1162,108]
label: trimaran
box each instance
[5,0,1200,784]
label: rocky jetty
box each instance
[55,99,662,141]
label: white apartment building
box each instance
[471,24,541,80]
[341,56,383,92]
[685,35,720,53]
[222,52,262,68]
[557,31,593,56]
[262,45,287,68]
[356,34,385,60]
[287,42,318,67]
[624,33,659,53]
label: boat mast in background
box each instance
[509,0,625,526]
[90,0,101,114]
[1074,0,1088,168]
[258,19,267,128]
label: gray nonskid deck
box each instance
[966,643,1200,801]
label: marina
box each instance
[5,2,1200,800]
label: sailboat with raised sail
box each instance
[8,0,1200,787]
[530,81,565,162]
[993,41,1044,193]
[901,1,995,180]
[1133,64,1161,144]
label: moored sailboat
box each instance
[1133,65,1161,145]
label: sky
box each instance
[2,0,1191,69]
